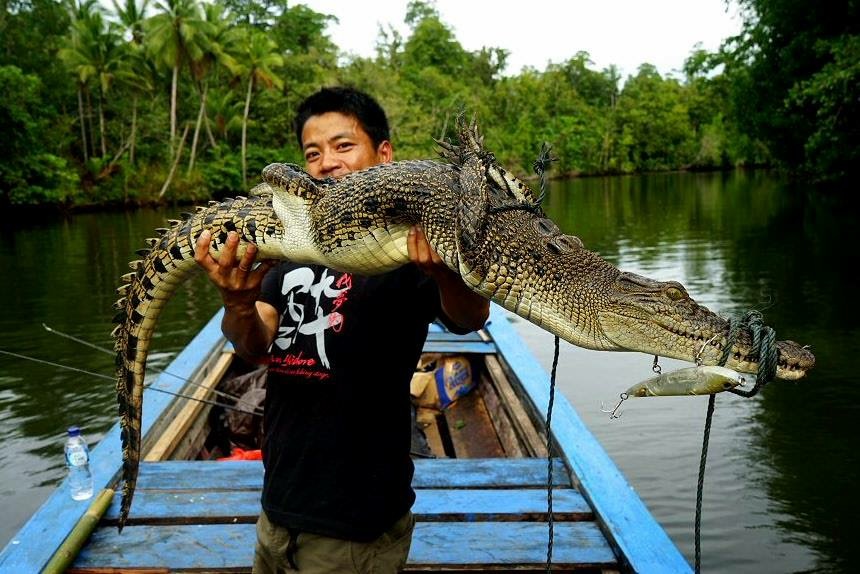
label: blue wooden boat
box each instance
[0,304,692,572]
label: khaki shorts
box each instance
[253,510,415,574]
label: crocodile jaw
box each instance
[594,272,815,380]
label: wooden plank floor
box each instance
[72,459,619,572]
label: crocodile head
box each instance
[448,118,815,381]
[597,272,814,380]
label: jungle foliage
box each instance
[0,0,855,207]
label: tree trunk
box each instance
[98,92,107,158]
[170,64,179,155]
[204,114,217,148]
[130,95,138,165]
[85,88,95,160]
[159,123,190,199]
[187,82,208,175]
[241,73,254,185]
[77,87,89,163]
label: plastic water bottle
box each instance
[64,426,93,501]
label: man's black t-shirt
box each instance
[258,261,441,541]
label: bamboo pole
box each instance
[42,488,115,574]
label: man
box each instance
[194,87,489,573]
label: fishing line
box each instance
[0,348,263,416]
[545,335,560,573]
[532,144,559,573]
[40,323,261,412]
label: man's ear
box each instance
[377,140,393,163]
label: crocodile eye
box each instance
[533,218,558,236]
[666,287,684,301]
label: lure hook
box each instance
[601,392,629,419]
[695,334,719,366]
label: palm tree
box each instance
[146,0,208,154]
[187,2,239,174]
[110,0,152,165]
[60,10,124,159]
[114,43,157,165]
[232,28,283,184]
[60,0,105,161]
[111,0,151,45]
[205,87,242,143]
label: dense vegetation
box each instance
[1,0,855,208]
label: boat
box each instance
[0,304,692,572]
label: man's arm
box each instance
[194,230,279,363]
[407,225,490,332]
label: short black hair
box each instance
[294,86,390,150]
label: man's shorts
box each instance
[253,510,415,573]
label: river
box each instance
[0,170,856,572]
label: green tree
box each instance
[59,9,124,159]
[111,0,151,44]
[721,0,859,181]
[0,66,79,206]
[232,27,283,184]
[110,0,153,166]
[0,0,72,109]
[613,64,696,171]
[187,1,239,174]
[146,0,209,153]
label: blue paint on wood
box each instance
[421,340,496,354]
[410,522,615,566]
[102,487,591,523]
[73,522,616,570]
[125,457,571,492]
[484,304,693,572]
[424,331,484,342]
[414,457,571,488]
[0,311,228,573]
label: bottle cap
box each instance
[67,426,81,437]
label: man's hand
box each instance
[407,225,449,279]
[407,225,489,332]
[194,230,279,363]
[194,230,273,311]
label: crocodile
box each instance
[112,117,815,530]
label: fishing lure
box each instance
[625,365,748,397]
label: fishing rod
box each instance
[40,323,264,415]
[0,348,263,416]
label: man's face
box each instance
[301,111,392,179]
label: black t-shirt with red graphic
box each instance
[258,261,441,541]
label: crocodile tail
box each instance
[112,196,284,531]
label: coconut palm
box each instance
[110,0,151,45]
[205,87,242,143]
[109,0,154,166]
[114,43,158,165]
[187,1,239,174]
[60,10,124,159]
[60,0,105,161]
[231,28,283,184]
[146,0,209,154]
